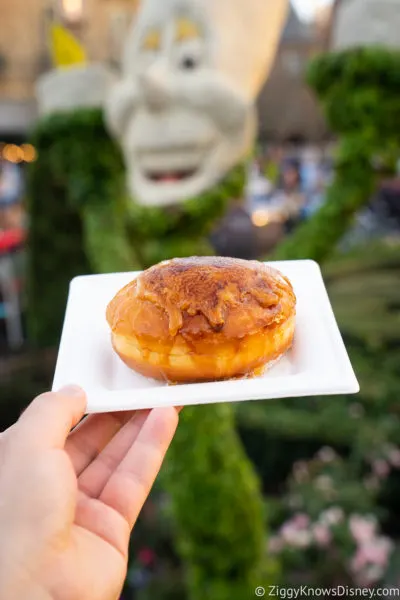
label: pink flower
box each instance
[388,448,400,469]
[351,536,393,572]
[317,447,337,463]
[268,536,283,554]
[364,538,393,567]
[280,520,312,548]
[360,565,385,585]
[290,530,312,549]
[349,515,377,544]
[292,513,310,529]
[281,521,295,539]
[320,507,344,526]
[351,548,366,572]
[312,524,332,548]
[372,459,390,479]
[138,547,155,567]
[283,528,312,549]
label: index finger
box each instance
[12,385,87,451]
[100,406,179,529]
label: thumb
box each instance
[14,386,87,451]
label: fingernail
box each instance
[58,384,84,397]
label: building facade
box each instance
[330,0,400,51]
[257,5,331,144]
[0,0,138,140]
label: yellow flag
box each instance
[50,24,87,67]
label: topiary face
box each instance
[307,47,400,139]
[105,0,288,208]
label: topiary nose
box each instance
[140,62,172,111]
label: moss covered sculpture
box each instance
[28,1,289,597]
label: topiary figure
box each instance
[273,46,400,262]
[28,2,289,598]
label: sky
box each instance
[291,0,334,21]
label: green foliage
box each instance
[307,47,400,136]
[27,110,125,345]
[127,166,245,241]
[164,404,273,600]
[273,47,400,263]
[82,200,140,274]
[283,454,379,518]
[237,242,400,586]
[27,109,245,344]
[324,243,400,345]
[239,242,400,456]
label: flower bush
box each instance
[267,449,397,586]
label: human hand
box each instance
[0,386,180,600]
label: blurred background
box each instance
[1,0,400,595]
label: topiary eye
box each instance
[181,55,198,70]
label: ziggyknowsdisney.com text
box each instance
[259,586,400,598]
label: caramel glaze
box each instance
[106,257,297,382]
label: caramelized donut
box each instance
[106,257,296,382]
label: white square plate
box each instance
[52,260,359,413]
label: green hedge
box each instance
[273,47,400,262]
[308,47,400,135]
[27,110,123,346]
[164,404,272,600]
